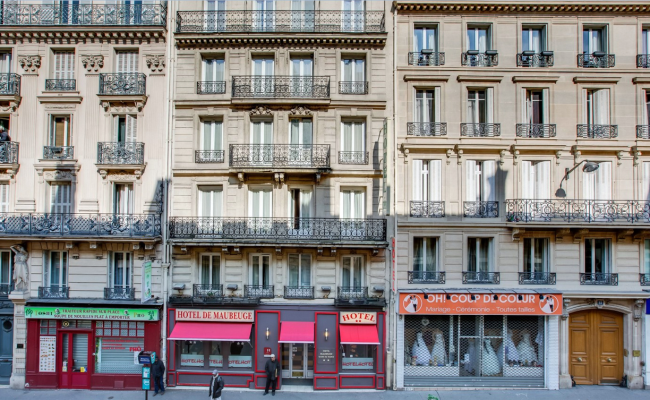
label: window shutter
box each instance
[596,161,611,200]
[466,160,477,201]
[522,89,529,123]
[0,52,11,74]
[486,88,494,123]
[542,88,549,124]
[535,161,551,200]
[0,183,9,212]
[300,189,312,218]
[595,89,610,125]
[412,160,423,201]
[429,160,441,201]
[482,160,497,202]
[583,163,596,200]
[521,161,533,199]
[434,87,441,123]
[125,115,137,143]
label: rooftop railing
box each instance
[0,3,167,26]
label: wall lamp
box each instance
[266,327,270,340]
[325,328,329,341]
[555,160,599,198]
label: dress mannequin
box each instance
[430,331,447,366]
[464,338,477,374]
[517,331,537,365]
[481,339,501,376]
[411,332,431,365]
[497,329,519,366]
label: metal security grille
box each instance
[404,315,544,387]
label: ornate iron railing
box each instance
[197,81,226,94]
[464,201,499,218]
[408,51,445,66]
[176,10,385,33]
[407,122,447,137]
[637,125,650,139]
[99,73,146,95]
[461,52,498,67]
[193,284,224,299]
[38,286,69,299]
[518,272,556,285]
[516,52,554,67]
[638,54,650,68]
[338,151,369,165]
[461,123,501,137]
[577,53,615,68]
[462,272,500,284]
[0,3,167,26]
[408,271,446,284]
[97,142,144,165]
[43,146,74,160]
[0,283,11,296]
[505,199,650,223]
[0,73,21,95]
[580,273,618,286]
[284,286,314,299]
[410,201,445,218]
[0,142,19,164]
[45,79,76,91]
[576,124,618,139]
[195,150,225,163]
[244,285,274,299]
[229,144,330,168]
[0,213,161,237]
[640,273,650,286]
[516,124,557,138]
[232,76,330,98]
[104,286,136,300]
[168,217,386,242]
[339,81,368,95]
[337,286,368,300]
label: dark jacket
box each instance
[0,131,10,142]
[152,359,165,378]
[264,358,280,380]
[209,375,224,399]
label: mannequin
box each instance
[497,329,519,366]
[430,330,447,366]
[463,338,477,374]
[517,331,537,365]
[411,332,431,365]
[481,339,501,376]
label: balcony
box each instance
[284,286,314,299]
[175,10,385,33]
[43,146,74,160]
[196,150,225,164]
[0,73,21,95]
[637,125,650,139]
[580,273,618,286]
[232,76,330,99]
[516,124,556,138]
[461,123,501,137]
[577,53,615,68]
[229,144,330,169]
[0,3,167,26]
[197,81,226,94]
[0,213,161,238]
[461,51,498,67]
[505,199,650,224]
[408,51,445,66]
[638,55,650,68]
[0,283,11,297]
[38,286,69,299]
[407,122,447,137]
[577,124,618,139]
[407,271,446,284]
[338,151,368,165]
[519,272,557,285]
[193,284,224,301]
[640,274,650,286]
[45,79,76,92]
[0,142,19,165]
[104,286,136,300]
[410,201,445,218]
[244,285,274,299]
[335,286,385,307]
[464,201,499,218]
[99,73,146,95]
[516,51,554,67]
[462,272,500,285]
[338,81,368,95]
[97,142,144,165]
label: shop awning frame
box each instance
[278,321,315,343]
[167,322,252,341]
[339,324,380,345]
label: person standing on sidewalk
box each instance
[209,370,224,400]
[263,354,280,396]
[152,357,165,396]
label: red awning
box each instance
[278,321,315,343]
[168,322,252,341]
[339,324,380,345]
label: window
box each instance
[251,120,273,145]
[583,161,611,200]
[198,186,222,218]
[289,188,312,219]
[0,182,8,212]
[204,0,226,31]
[467,89,493,124]
[645,240,650,275]
[584,238,611,274]
[201,120,223,153]
[200,254,221,285]
[253,0,275,31]
[523,238,549,274]
[413,237,437,272]
[250,254,271,287]
[522,27,545,52]
[288,254,311,287]
[644,28,650,55]
[467,26,490,52]
[414,26,437,52]
[341,255,364,288]
[340,189,364,218]
[522,89,548,125]
[341,58,365,83]
[342,0,365,32]
[585,89,610,125]
[643,161,650,201]
[583,27,606,54]
[291,0,315,31]
[49,183,72,214]
[40,320,57,336]
[341,121,365,152]
[0,250,12,290]
[291,57,312,77]
[202,58,224,82]
[115,115,137,143]
[52,51,74,80]
[113,183,134,215]
[252,57,274,77]
[645,91,650,125]
[521,161,550,200]
[342,344,373,370]
[108,252,132,288]
[249,188,272,218]
[412,160,441,202]
[466,160,496,203]
[290,118,312,145]
[415,89,440,123]
[178,337,254,370]
[49,115,71,147]
[467,237,493,272]
[0,51,12,73]
[115,51,138,73]
[95,322,144,374]
[44,251,68,287]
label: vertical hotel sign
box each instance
[141,261,152,304]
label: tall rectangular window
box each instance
[415,89,440,123]
[201,121,223,151]
[204,0,226,31]
[585,238,611,274]
[645,240,650,274]
[49,183,72,214]
[341,121,365,152]
[467,237,493,272]
[0,250,12,289]
[0,182,9,212]
[466,160,496,202]
[113,183,134,215]
[198,186,222,218]
[341,255,363,287]
[52,51,75,80]
[583,27,606,54]
[413,238,437,272]
[288,254,311,287]
[467,26,490,51]
[644,29,650,55]
[583,161,611,200]
[523,238,549,273]
[414,26,437,52]
[250,254,271,287]
[108,252,132,288]
[249,188,272,218]
[522,27,545,52]
[49,115,71,146]
[291,0,315,31]
[645,91,650,125]
[523,89,548,124]
[342,0,365,32]
[585,89,610,125]
[0,51,12,73]
[253,0,275,31]
[643,161,650,201]
[289,188,312,219]
[44,251,68,287]
[341,58,365,83]
[115,115,137,143]
[412,160,441,202]
[467,89,493,124]
[521,161,550,200]
[340,189,364,218]
[115,51,138,73]
[200,254,221,285]
[289,118,312,145]
[202,58,224,82]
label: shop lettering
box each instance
[399,293,562,316]
[342,362,373,367]
[340,312,377,324]
[176,309,254,322]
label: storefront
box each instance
[24,305,161,390]
[396,291,562,389]
[0,295,13,385]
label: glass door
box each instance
[59,332,90,389]
[281,343,314,379]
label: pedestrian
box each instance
[209,369,224,400]
[152,357,165,396]
[263,353,280,396]
[0,126,10,142]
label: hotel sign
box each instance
[340,311,377,324]
[175,309,254,322]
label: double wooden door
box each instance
[569,310,623,385]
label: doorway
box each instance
[0,315,13,384]
[59,332,91,389]
[569,309,623,385]
[281,343,314,384]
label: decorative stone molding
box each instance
[43,170,75,182]
[499,149,507,166]
[561,298,571,320]
[512,228,523,242]
[556,228,571,243]
[249,105,272,116]
[555,150,562,165]
[634,299,644,321]
[616,151,624,166]
[274,172,285,186]
[586,298,610,309]
[100,97,147,113]
[0,97,21,112]
[145,55,165,73]
[445,149,453,165]
[81,55,104,73]
[99,170,143,181]
[632,147,641,166]
[18,55,41,73]
[289,105,311,116]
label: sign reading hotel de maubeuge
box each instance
[339,311,377,324]
[25,307,159,321]
[175,309,255,322]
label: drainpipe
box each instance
[390,3,398,391]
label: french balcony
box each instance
[0,73,21,95]
[97,142,144,165]
[0,283,11,297]
[516,123,557,138]
[229,144,330,170]
[640,274,650,286]
[410,201,445,218]
[104,286,136,300]
[407,271,446,284]
[38,285,69,299]
[195,150,225,164]
[0,142,19,165]
[193,284,224,301]
[335,286,385,307]
[244,284,274,299]
[461,123,501,137]
[462,272,500,285]
[338,81,368,95]
[518,272,557,285]
[43,146,74,160]
[231,76,330,99]
[338,151,368,165]
[407,122,447,137]
[516,51,554,67]
[99,73,146,96]
[197,81,226,94]
[408,51,445,66]
[284,286,314,299]
[45,79,76,91]
[505,199,650,224]
[577,53,615,68]
[0,3,167,26]
[638,54,650,68]
[464,201,499,218]
[461,50,498,67]
[580,273,618,286]
[577,124,618,139]
[637,125,650,139]
[175,10,385,33]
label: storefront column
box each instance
[8,292,26,389]
[629,300,645,389]
[644,310,650,389]
[558,305,571,389]
[395,316,404,389]
[546,316,559,390]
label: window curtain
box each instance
[113,184,133,215]
[0,183,9,213]
[290,119,312,145]
[124,115,137,143]
[415,90,435,123]
[202,121,223,151]
[249,189,272,218]
[291,58,312,77]
[486,88,494,123]
[340,190,364,218]
[414,27,436,52]
[481,160,496,202]
[593,89,610,125]
[341,122,364,152]
[643,161,650,201]
[412,160,423,201]
[523,161,550,199]
[50,183,72,214]
[288,254,299,286]
[644,29,650,55]
[429,160,442,201]
[252,121,273,144]
[116,51,138,73]
[202,59,224,82]
[199,186,222,218]
[583,162,611,200]
[300,254,311,286]
[466,160,478,201]
[0,52,11,74]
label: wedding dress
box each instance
[517,332,537,365]
[497,329,519,365]
[430,332,447,366]
[481,339,501,376]
[411,332,431,365]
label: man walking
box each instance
[152,357,165,396]
[209,369,224,400]
[263,354,280,396]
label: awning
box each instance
[168,322,252,341]
[278,321,314,343]
[339,324,380,345]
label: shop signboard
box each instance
[141,261,152,304]
[342,357,374,369]
[228,355,252,368]
[25,307,159,321]
[181,354,204,367]
[398,292,562,316]
[317,348,335,365]
[340,311,377,324]
[175,309,254,322]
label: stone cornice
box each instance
[393,1,650,14]
[0,27,166,44]
[174,35,387,49]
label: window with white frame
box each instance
[644,91,650,125]
[202,57,224,82]
[412,160,441,202]
[289,118,312,145]
[49,115,71,147]
[467,26,490,52]
[200,254,221,286]
[583,161,611,200]
[585,89,610,125]
[583,27,607,54]
[204,0,226,31]
[523,238,549,274]
[290,56,313,77]
[113,183,134,215]
[414,26,438,52]
[645,240,650,275]
[643,161,650,201]
[251,120,273,146]
[0,182,9,212]
[0,250,12,290]
[341,121,365,153]
[413,237,438,272]
[466,160,496,203]
[44,250,68,287]
[522,26,545,52]
[584,238,611,274]
[341,58,365,83]
[250,254,271,287]
[253,0,275,31]
[341,255,364,288]
[415,89,441,123]
[522,89,548,125]
[49,182,72,214]
[249,187,272,218]
[289,188,312,219]
[200,120,223,155]
[52,50,74,80]
[467,89,493,125]
[115,51,138,73]
[291,0,315,30]
[288,254,311,287]
[340,189,364,218]
[108,252,132,289]
[521,161,550,200]
[342,0,365,32]
[252,57,274,78]
[467,237,493,272]
[198,186,222,218]
[644,28,650,56]
[0,51,12,73]
[115,115,137,143]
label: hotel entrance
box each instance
[281,343,314,380]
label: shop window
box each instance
[178,338,254,370]
[40,320,57,335]
[96,321,144,337]
[341,344,374,370]
[95,334,144,374]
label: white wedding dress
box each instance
[430,333,447,366]
[464,339,477,374]
[497,329,519,365]
[481,339,501,376]
[517,332,537,365]
[412,332,431,365]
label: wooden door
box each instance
[597,312,623,384]
[569,311,593,384]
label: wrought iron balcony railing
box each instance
[0,213,161,237]
[38,285,69,299]
[0,283,11,297]
[0,3,167,26]
[337,286,368,300]
[464,201,499,218]
[0,73,21,95]
[244,285,274,299]
[97,142,144,165]
[516,52,554,67]
[229,144,330,168]
[407,122,447,137]
[461,51,498,67]
[640,274,650,286]
[193,284,224,299]
[338,151,369,165]
[519,272,557,285]
[43,146,74,160]
[99,73,146,95]
[232,76,330,99]
[339,81,368,95]
[576,124,618,139]
[580,273,618,286]
[168,217,386,242]
[197,81,226,94]
[408,51,445,66]
[0,142,19,164]
[410,201,445,218]
[637,125,650,139]
[461,123,501,137]
[638,54,650,68]
[505,199,650,224]
[176,10,385,33]
[284,286,314,299]
[577,53,615,68]
[104,286,136,300]
[196,150,225,163]
[462,272,500,284]
[408,271,446,284]
[516,123,557,138]
[45,79,76,91]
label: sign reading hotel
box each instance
[25,307,159,321]
[176,309,255,322]
[340,311,377,324]
[398,292,562,316]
